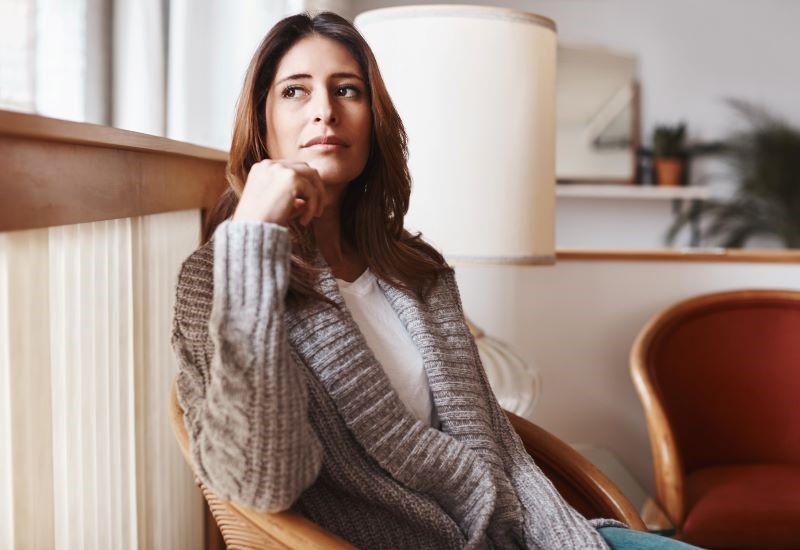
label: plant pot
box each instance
[655,158,684,186]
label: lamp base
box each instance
[466,317,541,418]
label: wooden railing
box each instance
[0,109,227,232]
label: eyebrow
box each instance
[275,72,364,86]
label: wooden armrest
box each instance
[168,379,355,549]
[505,410,647,531]
[169,379,643,547]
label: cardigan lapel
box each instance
[377,271,526,547]
[284,263,499,547]
[376,273,494,441]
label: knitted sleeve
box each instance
[171,219,323,512]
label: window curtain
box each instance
[114,0,354,147]
[0,0,110,123]
[1,0,353,137]
[0,210,203,549]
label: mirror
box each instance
[556,45,640,184]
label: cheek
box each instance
[265,108,281,155]
[356,112,373,151]
[265,120,277,155]
[267,110,299,157]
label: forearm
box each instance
[173,220,322,512]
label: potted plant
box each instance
[666,100,800,248]
[653,123,687,186]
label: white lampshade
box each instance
[355,5,557,264]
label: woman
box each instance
[171,11,701,550]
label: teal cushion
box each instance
[599,527,706,549]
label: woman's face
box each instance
[265,35,372,189]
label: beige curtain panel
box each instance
[0,211,204,549]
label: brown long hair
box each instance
[203,11,450,304]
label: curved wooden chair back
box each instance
[630,289,800,527]
[505,411,646,530]
[169,380,645,548]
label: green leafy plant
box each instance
[666,100,800,248]
[653,123,687,158]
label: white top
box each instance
[335,269,439,428]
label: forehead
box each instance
[275,35,362,80]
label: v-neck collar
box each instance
[283,258,506,545]
[334,267,374,296]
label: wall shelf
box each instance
[556,183,713,247]
[556,184,712,201]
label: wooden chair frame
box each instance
[504,410,645,530]
[630,289,800,530]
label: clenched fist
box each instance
[232,159,329,226]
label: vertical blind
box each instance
[0,209,204,549]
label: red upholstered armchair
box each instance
[631,290,800,549]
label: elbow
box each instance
[193,436,323,514]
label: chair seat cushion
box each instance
[682,464,800,549]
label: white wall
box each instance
[456,259,800,496]
[556,196,678,249]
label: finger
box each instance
[281,161,319,180]
[312,172,327,218]
[293,198,306,218]
[302,174,324,222]
[274,162,320,216]
[292,198,310,225]
[300,169,325,218]
[296,178,318,226]
[283,162,323,193]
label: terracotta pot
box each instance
[655,158,684,187]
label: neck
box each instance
[312,194,365,281]
[313,203,346,265]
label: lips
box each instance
[303,135,348,147]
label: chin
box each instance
[307,160,363,186]
[320,173,358,186]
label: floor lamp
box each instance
[355,5,557,418]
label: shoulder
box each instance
[424,266,461,309]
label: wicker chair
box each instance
[169,379,645,549]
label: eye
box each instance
[336,85,361,98]
[281,85,307,99]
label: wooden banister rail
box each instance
[0,109,228,232]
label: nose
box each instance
[313,91,337,125]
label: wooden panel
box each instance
[0,110,228,232]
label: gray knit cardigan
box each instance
[171,220,623,549]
